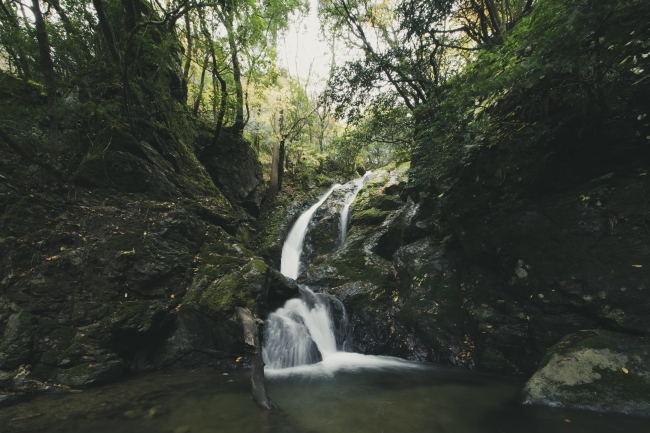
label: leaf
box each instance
[622,367,629,374]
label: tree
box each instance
[31,0,58,166]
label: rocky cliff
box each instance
[0,125,297,397]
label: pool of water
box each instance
[1,362,649,433]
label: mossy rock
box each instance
[522,330,650,416]
[71,151,178,196]
[194,259,268,316]
[351,207,389,226]
[56,358,124,388]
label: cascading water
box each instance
[262,286,349,369]
[280,184,341,280]
[264,173,418,375]
[339,171,372,244]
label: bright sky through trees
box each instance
[277,1,337,93]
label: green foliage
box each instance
[411,0,650,188]
[331,95,413,171]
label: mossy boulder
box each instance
[522,330,650,416]
[55,359,124,387]
[199,130,265,216]
[351,208,389,226]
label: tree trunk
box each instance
[192,53,210,117]
[210,48,228,150]
[268,107,286,198]
[121,0,137,32]
[31,0,58,166]
[224,10,244,134]
[92,0,134,126]
[268,139,281,199]
[484,0,504,37]
[183,12,192,101]
[278,140,285,191]
[235,308,275,410]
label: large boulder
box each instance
[522,330,650,416]
[200,130,265,216]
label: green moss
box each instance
[65,362,93,377]
[352,208,389,226]
[198,259,267,315]
[579,333,621,352]
[558,367,650,404]
[314,229,394,287]
[369,194,403,211]
[199,274,256,314]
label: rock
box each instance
[70,127,222,199]
[56,359,125,387]
[522,330,650,416]
[0,311,35,369]
[0,145,272,393]
[0,369,14,389]
[266,268,299,313]
[200,130,265,216]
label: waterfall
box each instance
[339,171,372,244]
[280,184,341,280]
[262,286,349,370]
[264,173,417,375]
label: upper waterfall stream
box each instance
[280,183,341,280]
[263,173,417,375]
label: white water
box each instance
[280,184,341,280]
[262,286,347,370]
[339,171,372,244]
[264,173,422,376]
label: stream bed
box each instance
[2,363,650,433]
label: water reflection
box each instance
[1,364,649,433]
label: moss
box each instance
[198,259,267,315]
[556,367,650,405]
[308,229,394,288]
[65,362,94,377]
[579,333,621,352]
[352,208,389,226]
[199,274,256,314]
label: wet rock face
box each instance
[301,186,347,268]
[522,330,650,416]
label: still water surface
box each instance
[1,363,649,433]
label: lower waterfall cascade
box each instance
[263,173,417,375]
